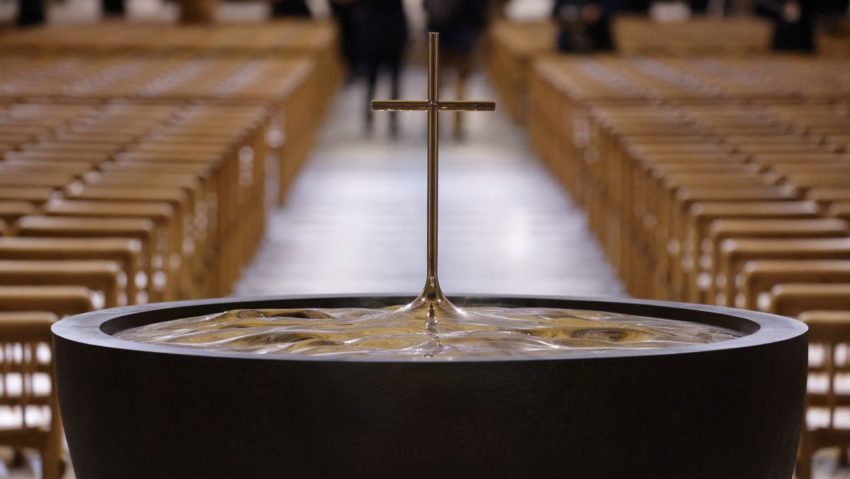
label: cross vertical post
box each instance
[371,32,495,318]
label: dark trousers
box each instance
[271,1,311,17]
[18,0,46,27]
[365,60,402,131]
[330,3,358,74]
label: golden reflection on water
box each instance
[117,306,742,360]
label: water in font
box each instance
[117,305,742,360]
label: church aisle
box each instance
[235,70,624,298]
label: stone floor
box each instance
[234,70,624,298]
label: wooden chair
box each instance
[0,312,63,479]
[678,201,821,301]
[0,260,123,308]
[43,199,181,301]
[0,286,93,317]
[0,173,75,190]
[0,202,38,225]
[830,202,850,224]
[0,187,55,205]
[704,219,849,305]
[768,283,850,317]
[741,260,850,310]
[0,237,141,305]
[721,239,850,310]
[797,310,850,479]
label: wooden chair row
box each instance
[0,101,271,303]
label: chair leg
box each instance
[796,429,812,479]
[41,441,61,479]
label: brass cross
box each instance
[372,32,495,318]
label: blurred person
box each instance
[103,0,126,17]
[330,0,359,80]
[552,0,615,53]
[272,0,313,17]
[17,0,46,26]
[423,0,489,140]
[356,0,408,136]
[757,0,815,52]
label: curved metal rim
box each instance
[52,294,807,363]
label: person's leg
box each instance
[389,58,402,138]
[454,54,471,140]
[103,0,126,17]
[365,60,379,132]
[17,0,47,27]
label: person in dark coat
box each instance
[423,0,488,139]
[757,0,815,52]
[356,0,408,136]
[756,0,815,53]
[17,0,46,27]
[330,0,359,79]
[102,0,126,17]
[271,0,312,17]
[552,0,615,53]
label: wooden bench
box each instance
[720,238,850,310]
[807,188,850,210]
[43,199,182,301]
[0,173,76,189]
[3,151,109,167]
[0,260,122,308]
[768,283,850,317]
[0,201,38,225]
[0,312,63,479]
[0,187,55,205]
[740,260,850,310]
[0,286,93,316]
[797,310,850,479]
[830,202,850,223]
[678,201,822,301]
[0,237,141,305]
[704,218,849,305]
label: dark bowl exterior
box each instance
[53,295,807,479]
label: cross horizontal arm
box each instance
[371,100,496,112]
[371,100,430,111]
[437,101,496,112]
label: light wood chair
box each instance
[0,312,63,479]
[704,219,849,305]
[0,238,141,306]
[0,286,93,317]
[0,260,123,308]
[0,187,54,206]
[830,202,850,224]
[0,202,38,225]
[741,260,850,311]
[721,239,850,310]
[796,311,850,479]
[768,284,850,317]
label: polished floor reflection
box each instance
[235,70,624,298]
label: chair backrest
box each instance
[0,312,58,435]
[801,311,850,431]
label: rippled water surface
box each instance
[117,306,742,360]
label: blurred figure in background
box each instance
[17,0,46,26]
[272,0,313,17]
[357,0,408,136]
[552,0,615,52]
[102,0,126,17]
[330,0,359,80]
[424,0,489,140]
[757,0,814,52]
